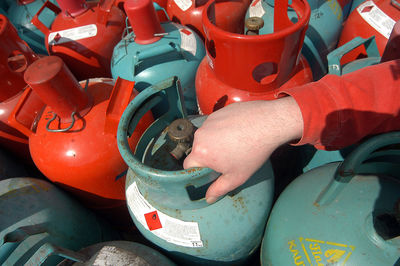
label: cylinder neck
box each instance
[24,56,91,123]
[56,0,88,17]
[125,0,165,44]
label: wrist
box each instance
[258,96,304,147]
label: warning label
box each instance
[126,182,203,248]
[174,0,192,11]
[249,0,266,18]
[175,25,197,56]
[357,0,395,39]
[48,24,97,45]
[287,237,355,265]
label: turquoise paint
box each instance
[246,0,343,80]
[262,131,400,265]
[6,0,58,54]
[117,77,274,265]
[0,178,118,265]
[111,22,205,117]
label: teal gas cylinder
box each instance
[301,36,381,173]
[117,77,274,265]
[111,0,205,116]
[25,241,176,265]
[261,131,400,265]
[6,0,58,55]
[246,0,344,80]
[0,178,118,265]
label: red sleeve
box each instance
[281,59,400,150]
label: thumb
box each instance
[183,152,206,169]
[205,173,244,204]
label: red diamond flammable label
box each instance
[144,211,162,231]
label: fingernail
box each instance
[206,196,217,204]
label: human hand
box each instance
[183,97,303,204]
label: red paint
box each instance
[196,0,313,114]
[114,0,169,21]
[9,56,154,211]
[338,0,400,64]
[166,0,251,40]
[24,56,90,122]
[125,0,165,44]
[381,20,400,62]
[0,14,37,101]
[145,211,163,230]
[57,0,88,17]
[0,14,44,161]
[31,0,126,80]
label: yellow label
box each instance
[327,0,342,21]
[288,237,355,265]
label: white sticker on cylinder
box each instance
[126,182,203,248]
[174,0,192,11]
[249,0,265,18]
[48,24,97,45]
[357,0,395,39]
[179,28,197,56]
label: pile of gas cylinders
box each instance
[0,0,399,264]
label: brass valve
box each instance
[167,118,196,160]
[245,17,265,35]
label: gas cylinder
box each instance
[0,177,118,265]
[196,0,312,115]
[261,131,400,265]
[0,14,45,161]
[8,56,153,222]
[166,0,251,40]
[302,23,400,173]
[338,0,400,65]
[117,77,274,264]
[25,241,175,265]
[111,0,205,116]
[5,0,58,55]
[31,0,126,80]
[246,0,345,80]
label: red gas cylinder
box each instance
[196,0,313,114]
[8,56,153,223]
[166,0,251,39]
[338,0,400,64]
[0,14,44,161]
[114,0,169,21]
[31,0,126,81]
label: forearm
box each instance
[282,59,400,150]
